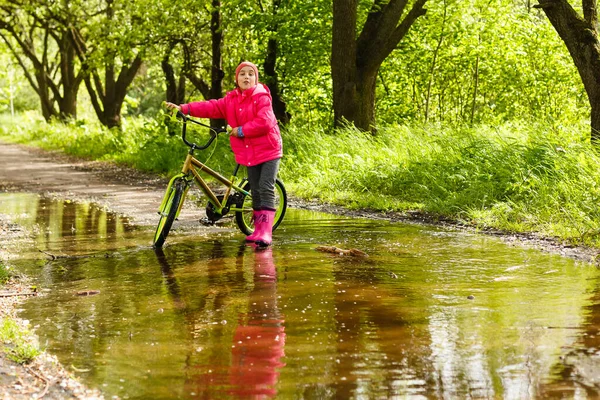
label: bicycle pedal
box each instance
[199,218,215,226]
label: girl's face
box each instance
[237,66,256,91]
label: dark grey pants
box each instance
[247,158,280,211]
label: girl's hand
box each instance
[165,102,181,111]
[229,127,241,137]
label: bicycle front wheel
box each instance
[153,178,187,248]
[235,178,287,236]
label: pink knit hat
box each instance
[235,61,259,83]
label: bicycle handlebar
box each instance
[176,111,227,150]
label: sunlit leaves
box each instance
[0,0,590,129]
[377,0,584,126]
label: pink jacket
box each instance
[180,84,283,167]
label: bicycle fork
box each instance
[158,173,190,219]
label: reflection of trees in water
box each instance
[156,244,285,398]
[30,197,133,286]
[539,280,600,397]
[331,259,435,399]
[32,197,132,252]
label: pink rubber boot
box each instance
[245,210,264,242]
[255,210,275,247]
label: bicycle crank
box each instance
[205,195,226,223]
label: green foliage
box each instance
[0,318,40,364]
[0,261,10,285]
[0,49,41,114]
[0,0,590,131]
[377,0,586,126]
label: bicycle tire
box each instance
[235,178,287,236]
[153,178,186,248]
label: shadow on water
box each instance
[2,194,600,398]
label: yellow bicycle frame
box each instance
[158,152,251,220]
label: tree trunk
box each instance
[332,0,427,132]
[162,47,185,136]
[0,21,81,122]
[535,0,600,142]
[57,33,80,120]
[332,0,359,128]
[34,68,55,121]
[162,44,186,105]
[209,0,225,128]
[592,98,600,144]
[264,36,291,125]
[103,100,122,129]
[262,0,291,125]
[355,67,378,131]
[163,55,178,104]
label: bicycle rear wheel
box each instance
[153,178,187,248]
[235,178,287,235]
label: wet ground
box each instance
[2,142,600,399]
[1,193,600,399]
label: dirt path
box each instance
[0,141,209,228]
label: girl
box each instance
[165,61,283,247]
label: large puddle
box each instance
[2,193,600,399]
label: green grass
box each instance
[0,261,10,285]
[0,261,40,364]
[0,317,40,364]
[2,112,599,247]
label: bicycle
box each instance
[153,111,287,248]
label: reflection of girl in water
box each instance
[229,248,286,397]
[155,245,285,397]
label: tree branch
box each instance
[0,31,39,93]
[68,26,105,116]
[357,0,408,66]
[582,0,598,28]
[186,72,211,99]
[386,0,428,57]
[357,0,427,71]
[114,53,144,102]
[41,27,63,104]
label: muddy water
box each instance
[2,193,600,399]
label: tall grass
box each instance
[2,112,600,246]
[281,121,600,246]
